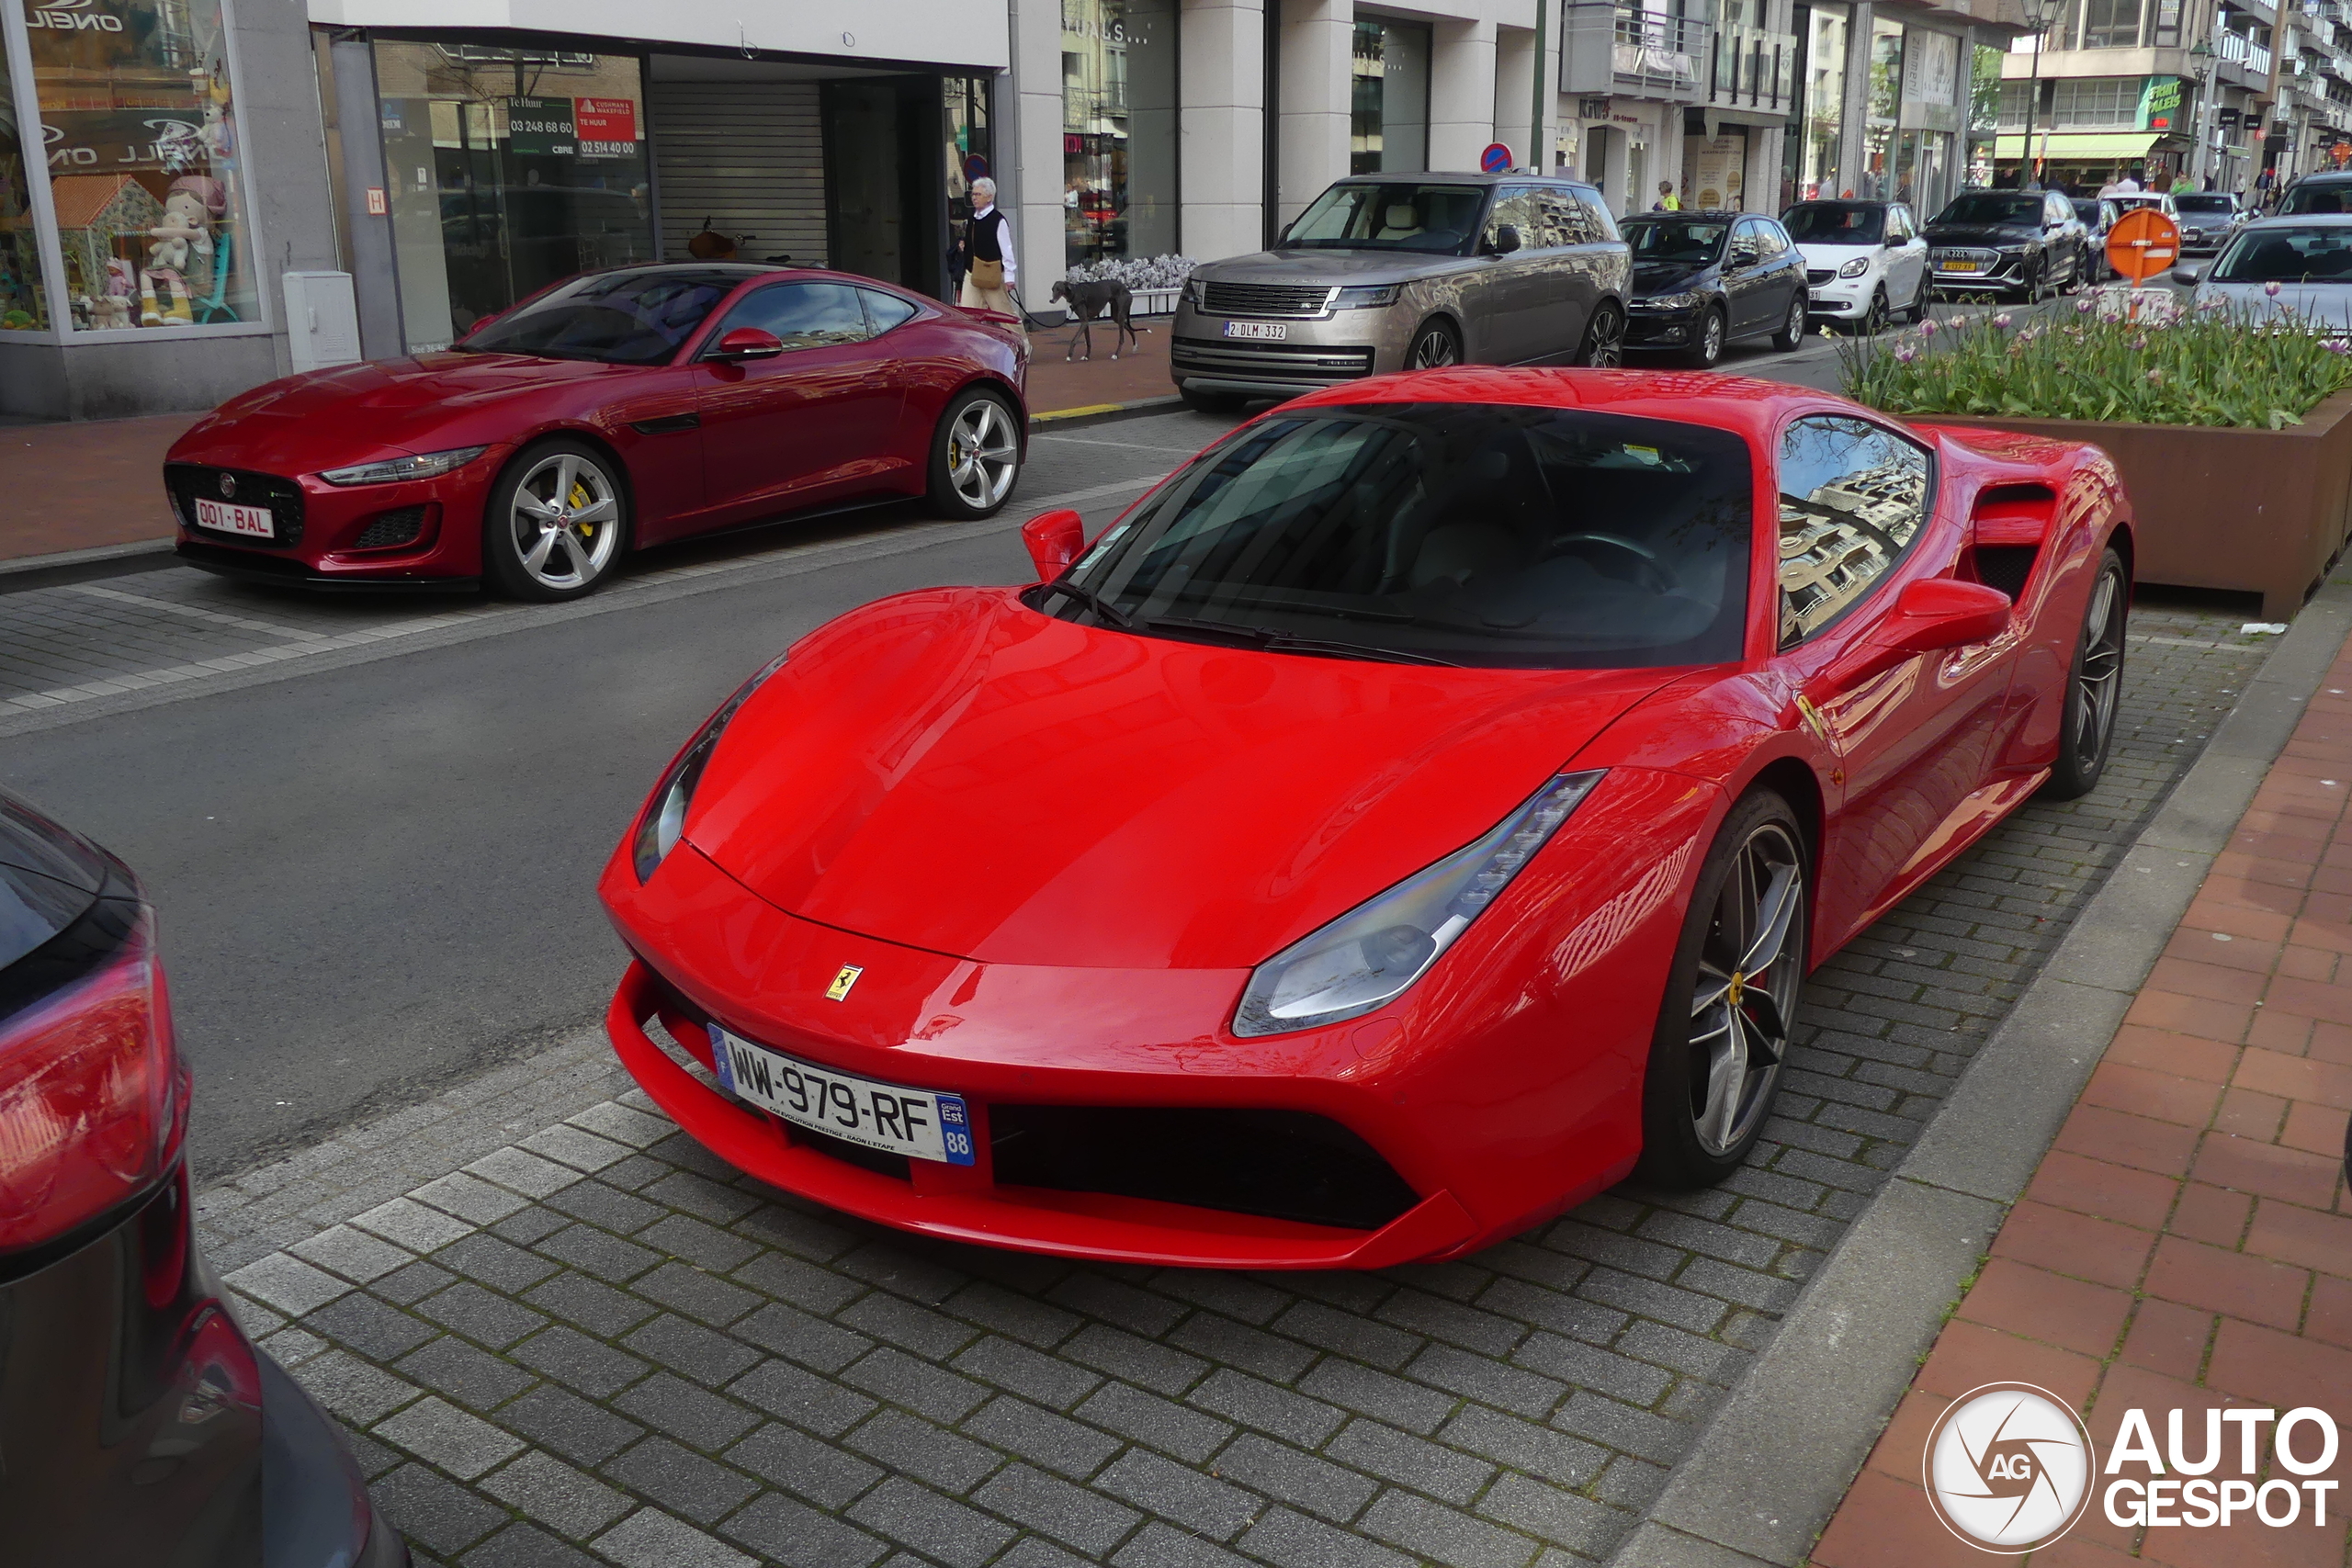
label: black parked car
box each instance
[1621,210,1809,367]
[1924,188,2089,299]
[0,791,404,1566]
[2072,197,2121,281]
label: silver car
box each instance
[2180,213,2352,333]
[1170,173,1633,410]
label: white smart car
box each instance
[1781,199,1930,333]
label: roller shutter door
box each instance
[650,81,828,266]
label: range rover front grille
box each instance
[1199,281,1338,319]
[1172,337,1376,384]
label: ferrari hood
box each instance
[684,589,1680,970]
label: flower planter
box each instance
[1062,286,1182,321]
[1909,389,2352,619]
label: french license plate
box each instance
[1937,258,1980,273]
[193,496,275,538]
[708,1025,976,1165]
[1223,321,1288,341]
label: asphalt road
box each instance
[0,311,1944,1181]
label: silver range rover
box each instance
[1171,172,1632,410]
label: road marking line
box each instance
[72,582,334,641]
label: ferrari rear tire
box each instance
[2040,547,2129,800]
[482,438,628,602]
[1636,790,1808,1190]
[929,386,1023,520]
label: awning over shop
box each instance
[1993,131,2170,161]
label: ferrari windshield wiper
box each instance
[1035,579,1136,628]
[1142,615,1463,667]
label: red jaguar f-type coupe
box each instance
[163,264,1027,599]
[600,369,2129,1269]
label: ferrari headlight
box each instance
[318,446,490,487]
[1232,771,1605,1038]
[1838,257,1871,278]
[631,651,792,883]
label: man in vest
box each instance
[959,177,1024,337]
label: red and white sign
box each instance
[365,186,387,216]
[194,497,275,539]
[574,97,638,155]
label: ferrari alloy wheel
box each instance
[1685,307,1726,369]
[485,441,627,601]
[1577,304,1626,368]
[1406,320,1462,370]
[929,389,1023,519]
[1772,291,1807,351]
[2041,547,2129,800]
[1639,792,1807,1188]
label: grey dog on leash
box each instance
[1048,279,1145,361]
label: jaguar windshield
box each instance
[458,268,744,364]
[1281,184,1493,254]
[1036,405,1754,670]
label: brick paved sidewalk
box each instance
[1809,634,2352,1567]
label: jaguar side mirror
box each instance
[1021,508,1086,581]
[711,327,785,361]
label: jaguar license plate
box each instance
[193,496,275,538]
[1223,321,1288,341]
[708,1026,976,1165]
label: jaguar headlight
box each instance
[1838,257,1871,278]
[319,446,490,487]
[1232,772,1605,1038]
[631,651,792,883]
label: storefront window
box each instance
[1861,18,1903,198]
[372,43,654,354]
[0,53,43,329]
[22,0,256,333]
[1061,0,1177,268]
[1351,17,1430,175]
[1800,7,1847,200]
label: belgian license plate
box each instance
[1937,258,1979,273]
[193,496,275,537]
[708,1026,975,1165]
[1223,321,1288,341]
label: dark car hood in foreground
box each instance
[1631,262,1713,296]
[174,352,644,470]
[684,589,1682,970]
[1924,222,2039,247]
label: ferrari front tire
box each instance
[2040,547,2128,800]
[1637,790,1808,1190]
[929,387,1023,520]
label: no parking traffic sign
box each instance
[1480,142,1514,174]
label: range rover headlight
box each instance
[1232,772,1605,1038]
[631,651,792,883]
[1332,284,1402,309]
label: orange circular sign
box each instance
[2108,209,2181,283]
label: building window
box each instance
[1351,17,1430,175]
[371,43,654,355]
[2052,76,2142,126]
[1798,7,1847,201]
[23,0,257,334]
[0,59,42,330]
[1862,18,1904,198]
[1062,0,1178,269]
[2082,0,2144,51]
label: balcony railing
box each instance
[2216,28,2273,72]
[1612,6,1713,93]
[1710,24,1797,112]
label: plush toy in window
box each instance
[140,175,224,327]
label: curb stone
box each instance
[1609,580,2352,1568]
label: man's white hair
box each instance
[971,176,998,201]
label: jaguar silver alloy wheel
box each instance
[947,396,1020,511]
[508,451,621,592]
[1687,821,1804,1156]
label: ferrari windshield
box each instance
[1050,404,1754,669]
[458,269,740,364]
[1282,183,1491,254]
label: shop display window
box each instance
[18,0,257,334]
[1061,0,1176,268]
[0,51,41,329]
[1350,17,1430,175]
[372,42,654,354]
[1798,8,1847,201]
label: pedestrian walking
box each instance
[957,177,1025,338]
[1652,180,1680,211]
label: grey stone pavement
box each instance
[185,598,2281,1568]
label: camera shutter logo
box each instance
[1923,1382,2098,1552]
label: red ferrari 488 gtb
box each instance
[600,369,2130,1269]
[164,264,1026,599]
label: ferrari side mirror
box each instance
[1021,508,1086,581]
[1881,578,2013,654]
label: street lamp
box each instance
[2017,0,2062,188]
[2189,35,2218,186]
